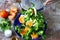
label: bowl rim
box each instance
[13,13,47,40]
[21,7,44,11]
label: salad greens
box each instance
[0,19,11,32]
[15,7,46,40]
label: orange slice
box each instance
[19,15,25,23]
[20,29,27,35]
[26,21,33,27]
[25,27,30,32]
[31,33,38,39]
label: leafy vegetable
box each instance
[42,35,47,40]
[31,32,38,39]
[0,19,11,32]
[0,10,8,18]
[15,7,47,40]
[37,31,44,35]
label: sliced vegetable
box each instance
[37,31,44,35]
[26,8,32,15]
[0,19,11,32]
[33,22,39,31]
[0,10,8,18]
[14,7,46,40]
[27,28,33,35]
[8,7,18,20]
[32,7,37,17]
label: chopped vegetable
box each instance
[8,7,18,20]
[26,21,33,27]
[33,22,39,31]
[0,10,8,18]
[37,31,44,35]
[15,7,46,40]
[27,28,33,35]
[0,19,11,32]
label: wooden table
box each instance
[0,1,60,40]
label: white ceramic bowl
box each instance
[4,30,12,37]
[20,0,44,10]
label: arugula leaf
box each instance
[37,31,44,36]
[42,35,47,40]
[18,7,47,40]
[0,19,11,32]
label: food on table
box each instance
[8,13,16,20]
[26,21,33,27]
[31,33,38,39]
[0,19,11,32]
[4,30,12,37]
[19,15,25,23]
[0,10,8,18]
[20,29,27,35]
[24,26,29,32]
[14,7,46,40]
[37,31,44,35]
[20,26,30,35]
[8,7,18,20]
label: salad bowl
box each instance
[14,14,47,40]
[20,0,44,11]
[14,8,47,40]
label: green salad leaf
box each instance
[0,19,11,32]
[17,7,47,40]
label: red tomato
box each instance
[0,10,8,18]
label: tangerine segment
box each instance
[19,15,25,23]
[31,33,38,39]
[26,21,33,27]
[20,29,27,35]
[25,27,30,32]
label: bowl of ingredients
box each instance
[14,7,47,40]
[0,16,12,37]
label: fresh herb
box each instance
[0,19,11,32]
